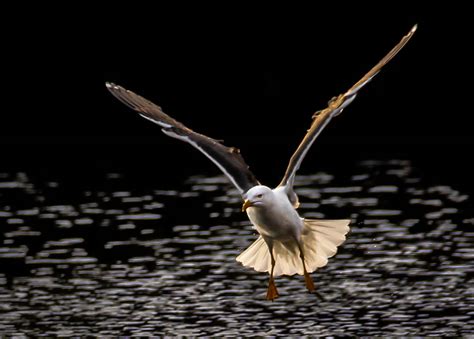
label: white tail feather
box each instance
[236,219,350,276]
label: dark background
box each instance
[2,4,473,190]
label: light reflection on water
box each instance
[0,160,473,336]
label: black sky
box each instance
[2,4,473,186]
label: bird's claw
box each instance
[266,278,279,301]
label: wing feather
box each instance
[106,83,259,195]
[279,25,417,191]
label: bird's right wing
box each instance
[106,83,260,195]
[279,25,417,196]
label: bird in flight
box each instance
[106,25,417,300]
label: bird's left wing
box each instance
[106,83,260,195]
[278,25,417,199]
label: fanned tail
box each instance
[300,219,350,274]
[236,219,350,276]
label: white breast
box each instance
[246,187,303,241]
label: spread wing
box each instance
[279,24,417,202]
[106,83,260,195]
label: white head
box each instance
[242,185,273,212]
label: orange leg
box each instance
[298,244,315,293]
[266,250,279,300]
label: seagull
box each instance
[106,25,417,300]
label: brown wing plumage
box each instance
[106,83,260,195]
[279,25,417,191]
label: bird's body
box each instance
[238,185,350,298]
[105,25,417,300]
[246,186,303,242]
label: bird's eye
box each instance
[257,194,263,198]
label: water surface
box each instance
[0,160,473,336]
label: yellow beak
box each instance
[242,199,252,212]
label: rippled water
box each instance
[0,160,473,336]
